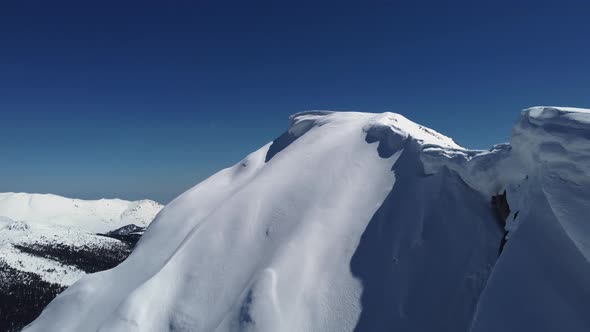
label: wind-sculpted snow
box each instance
[351,141,501,332]
[512,107,590,182]
[265,111,334,162]
[26,108,590,332]
[469,107,590,332]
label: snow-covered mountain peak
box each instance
[24,108,590,332]
[288,111,462,150]
[364,112,462,150]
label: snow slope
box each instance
[26,108,590,332]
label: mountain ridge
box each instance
[25,107,590,332]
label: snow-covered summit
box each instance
[25,108,590,332]
[288,111,462,149]
[0,193,163,233]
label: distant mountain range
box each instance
[0,193,162,331]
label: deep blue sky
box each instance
[1,0,589,203]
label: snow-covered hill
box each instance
[0,193,162,285]
[0,194,163,331]
[0,193,162,280]
[0,193,163,233]
[25,108,590,332]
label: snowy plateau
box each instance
[22,107,590,332]
[0,193,162,331]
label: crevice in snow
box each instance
[491,191,510,225]
[238,289,255,327]
[491,191,510,256]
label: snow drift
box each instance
[25,108,590,332]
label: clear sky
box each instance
[1,0,589,203]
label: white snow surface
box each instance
[26,108,590,332]
[0,193,163,233]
